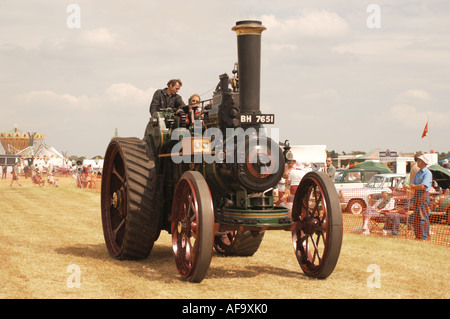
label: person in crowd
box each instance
[287,161,306,195]
[409,153,420,183]
[278,162,293,210]
[302,161,313,173]
[326,157,336,181]
[2,164,7,179]
[361,191,395,235]
[282,160,306,215]
[275,165,287,206]
[149,79,186,115]
[10,162,23,187]
[405,154,432,240]
[88,171,97,190]
[47,172,59,187]
[80,165,89,188]
[311,162,321,171]
[33,169,45,187]
[383,202,414,236]
[442,159,449,169]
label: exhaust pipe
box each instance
[232,20,266,117]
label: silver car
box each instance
[338,174,406,215]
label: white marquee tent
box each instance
[16,142,68,168]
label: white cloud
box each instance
[301,88,340,102]
[262,10,349,39]
[6,83,154,156]
[13,90,88,111]
[395,89,431,102]
[387,90,450,130]
[332,38,411,55]
[12,83,154,115]
[76,28,121,46]
[106,83,155,105]
[388,103,450,128]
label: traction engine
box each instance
[101,20,343,282]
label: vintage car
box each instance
[430,192,450,224]
[338,174,406,215]
[334,161,392,190]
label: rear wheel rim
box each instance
[102,142,128,256]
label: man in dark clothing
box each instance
[149,79,186,115]
[2,164,7,179]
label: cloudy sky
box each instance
[1,0,449,158]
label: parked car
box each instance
[338,174,406,215]
[430,192,450,224]
[334,161,392,190]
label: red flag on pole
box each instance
[421,122,428,138]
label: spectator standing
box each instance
[2,164,7,179]
[326,157,336,181]
[409,153,420,183]
[406,155,432,240]
[288,161,306,194]
[10,162,22,187]
[284,161,306,216]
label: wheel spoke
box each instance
[112,166,124,184]
[113,219,126,239]
[309,234,322,264]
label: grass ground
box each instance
[0,175,448,299]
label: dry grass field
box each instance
[0,175,448,299]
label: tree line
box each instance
[327,150,450,161]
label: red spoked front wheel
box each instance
[171,171,214,283]
[291,171,342,279]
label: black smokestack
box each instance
[232,20,266,116]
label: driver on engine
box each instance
[149,79,186,115]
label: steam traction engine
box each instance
[101,21,343,282]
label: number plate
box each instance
[240,114,275,124]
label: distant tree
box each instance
[349,151,365,156]
[438,151,450,161]
[326,150,338,159]
[68,155,85,164]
